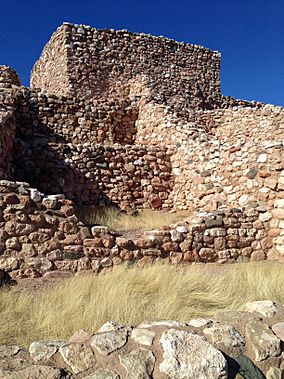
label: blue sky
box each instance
[1,0,283,106]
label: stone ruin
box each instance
[0,22,283,279]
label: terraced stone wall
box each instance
[31,23,221,113]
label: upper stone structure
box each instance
[31,23,221,113]
[0,23,283,276]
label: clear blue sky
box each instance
[1,0,283,106]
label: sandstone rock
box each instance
[90,330,128,355]
[245,320,281,361]
[244,300,277,318]
[119,348,155,379]
[59,342,96,373]
[29,340,64,362]
[131,328,156,346]
[159,329,228,378]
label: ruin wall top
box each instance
[31,23,221,112]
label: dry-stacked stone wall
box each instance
[0,180,280,280]
[31,23,221,113]
[14,87,138,145]
[14,142,173,209]
[0,65,21,89]
[2,303,284,378]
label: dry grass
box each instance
[1,262,284,346]
[75,207,189,231]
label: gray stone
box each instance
[203,323,245,349]
[245,320,281,361]
[214,311,260,324]
[90,330,128,355]
[29,340,64,362]
[205,218,223,228]
[131,328,156,346]
[59,342,96,374]
[159,329,227,379]
[244,300,277,318]
[119,348,155,379]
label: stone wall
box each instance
[31,23,221,113]
[0,65,21,89]
[15,87,138,145]
[0,110,16,180]
[14,142,173,209]
[0,180,281,280]
[2,302,284,378]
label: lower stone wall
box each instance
[2,303,284,378]
[0,180,282,280]
[14,142,173,209]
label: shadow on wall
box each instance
[12,98,113,207]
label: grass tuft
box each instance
[1,262,284,346]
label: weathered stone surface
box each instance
[59,343,96,373]
[131,328,156,346]
[159,329,228,378]
[244,300,277,318]
[90,330,128,355]
[245,320,281,361]
[203,323,245,349]
[119,348,155,379]
[29,340,64,362]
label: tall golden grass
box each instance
[75,207,189,231]
[1,262,283,346]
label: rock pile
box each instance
[1,301,284,378]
